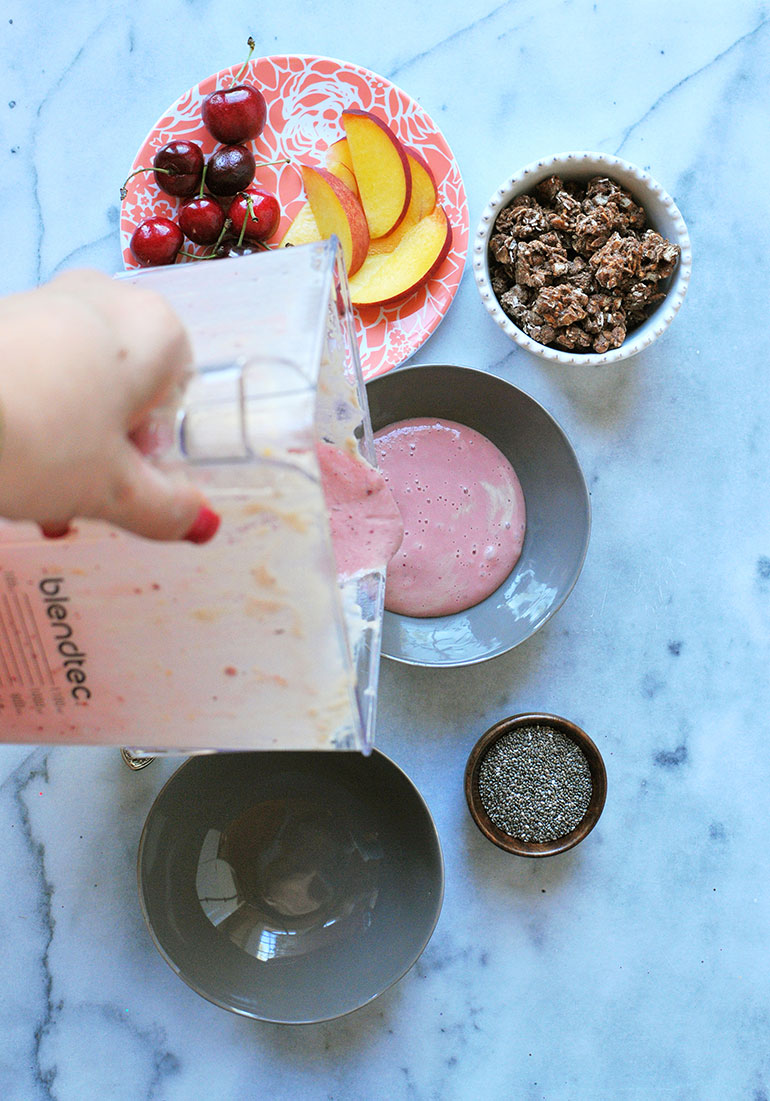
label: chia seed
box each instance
[477,724,592,842]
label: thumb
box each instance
[98,446,220,543]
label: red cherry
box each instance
[214,237,261,258]
[121,141,204,200]
[203,85,267,145]
[130,217,184,266]
[205,145,256,196]
[228,188,280,243]
[201,36,267,145]
[153,141,203,197]
[178,197,226,244]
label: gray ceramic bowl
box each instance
[366,364,590,666]
[138,749,443,1023]
[474,150,692,365]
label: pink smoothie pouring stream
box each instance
[316,441,404,577]
[373,418,526,617]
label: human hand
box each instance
[0,270,219,543]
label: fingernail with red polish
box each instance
[184,505,221,545]
[41,523,71,540]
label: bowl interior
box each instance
[366,364,590,666]
[138,749,443,1023]
[475,152,692,365]
[464,713,608,856]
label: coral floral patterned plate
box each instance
[120,54,469,380]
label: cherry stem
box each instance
[248,196,273,248]
[236,198,253,247]
[203,217,234,259]
[120,165,175,200]
[232,36,256,86]
[254,156,291,169]
[197,163,208,199]
[217,218,232,246]
[236,197,272,251]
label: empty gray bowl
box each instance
[366,363,590,666]
[138,749,443,1023]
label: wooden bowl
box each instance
[464,713,607,857]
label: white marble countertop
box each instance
[1,2,769,1098]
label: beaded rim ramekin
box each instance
[473,150,693,366]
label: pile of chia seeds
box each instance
[478,723,592,842]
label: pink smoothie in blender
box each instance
[0,243,394,754]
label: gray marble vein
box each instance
[613,13,770,156]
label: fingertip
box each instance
[183,505,221,545]
[40,522,72,539]
[97,450,215,543]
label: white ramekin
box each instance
[473,150,692,366]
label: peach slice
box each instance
[405,147,438,219]
[281,156,360,247]
[299,164,370,275]
[341,109,411,238]
[280,202,321,247]
[325,138,358,195]
[367,148,439,256]
[347,204,453,306]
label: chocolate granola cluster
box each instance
[488,175,680,354]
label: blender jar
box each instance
[0,241,384,753]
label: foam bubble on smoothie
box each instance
[373,418,526,617]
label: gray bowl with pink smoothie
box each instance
[365,363,590,666]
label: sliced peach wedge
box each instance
[325,138,358,196]
[367,147,439,257]
[299,164,370,276]
[341,109,411,238]
[404,147,438,219]
[347,204,453,307]
[280,201,321,247]
[281,153,358,247]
